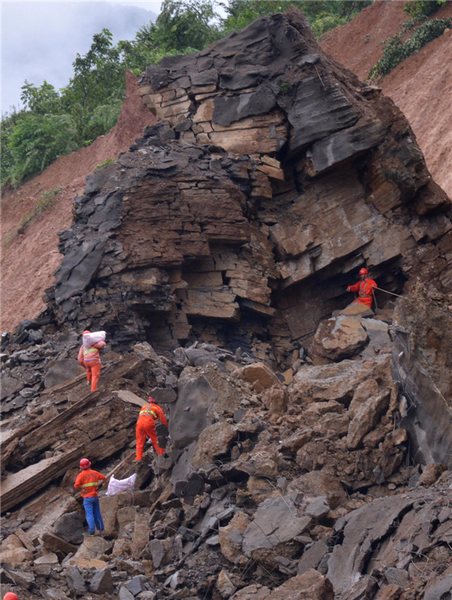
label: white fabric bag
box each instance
[83,331,106,348]
[106,473,136,496]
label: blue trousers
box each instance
[83,497,104,534]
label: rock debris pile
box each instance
[1,306,451,599]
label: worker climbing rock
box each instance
[77,330,106,392]
[136,396,168,461]
[74,458,106,536]
[346,267,377,309]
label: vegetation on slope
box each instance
[369,0,451,79]
[0,0,371,188]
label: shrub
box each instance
[404,0,445,18]
[95,158,115,170]
[369,17,451,78]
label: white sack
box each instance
[106,473,136,496]
[83,331,106,348]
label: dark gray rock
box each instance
[305,496,330,519]
[310,120,386,172]
[393,320,452,468]
[423,572,452,600]
[191,69,218,87]
[44,359,84,389]
[385,567,409,588]
[170,373,216,449]
[66,566,86,594]
[281,76,358,152]
[297,539,329,575]
[119,586,135,600]
[89,568,114,594]
[242,494,311,556]
[53,511,84,545]
[54,239,107,303]
[327,493,425,596]
[174,472,205,503]
[213,83,276,126]
[1,375,23,400]
[149,539,166,569]
[219,65,269,91]
[126,575,147,595]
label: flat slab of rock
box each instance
[242,494,311,556]
[236,363,281,392]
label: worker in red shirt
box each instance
[77,330,106,392]
[346,267,377,308]
[74,458,106,535]
[136,397,168,461]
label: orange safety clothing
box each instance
[135,402,168,461]
[78,343,104,392]
[74,468,106,498]
[347,277,377,308]
[86,363,101,392]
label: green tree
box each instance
[61,28,124,144]
[1,110,24,188]
[20,81,62,115]
[221,0,371,37]
[152,0,220,52]
[7,113,78,185]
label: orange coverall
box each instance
[347,277,377,308]
[78,342,105,392]
[135,402,168,461]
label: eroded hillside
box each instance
[0,72,157,332]
[321,0,452,198]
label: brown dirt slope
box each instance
[0,72,156,332]
[321,0,452,199]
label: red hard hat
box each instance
[82,330,91,335]
[147,395,156,403]
[359,267,369,276]
[79,458,91,470]
[3,593,19,600]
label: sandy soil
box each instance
[321,0,452,198]
[0,72,156,332]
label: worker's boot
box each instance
[134,458,154,490]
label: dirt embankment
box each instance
[0,72,156,332]
[321,0,452,199]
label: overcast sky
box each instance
[1,0,162,114]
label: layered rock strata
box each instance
[48,10,451,365]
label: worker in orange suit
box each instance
[347,267,377,308]
[77,330,106,392]
[74,458,106,536]
[136,396,168,461]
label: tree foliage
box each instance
[7,113,78,185]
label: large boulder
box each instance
[311,316,369,362]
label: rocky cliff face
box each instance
[48,10,451,366]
